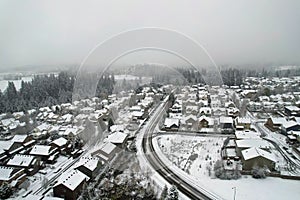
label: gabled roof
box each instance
[99,142,117,155]
[199,107,211,113]
[55,169,88,191]
[242,147,276,162]
[0,166,23,181]
[199,116,214,126]
[164,118,179,128]
[30,145,55,156]
[75,157,99,172]
[236,117,251,124]
[107,132,128,144]
[0,141,15,153]
[12,134,28,143]
[235,130,261,139]
[236,139,270,149]
[51,137,68,147]
[220,116,233,124]
[184,114,198,122]
[282,120,299,129]
[7,154,35,167]
[285,106,300,112]
[270,117,287,125]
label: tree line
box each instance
[178,67,300,86]
[0,72,116,114]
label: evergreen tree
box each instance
[167,185,179,200]
[0,182,13,199]
[160,185,168,200]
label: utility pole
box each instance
[232,187,237,200]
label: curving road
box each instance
[141,96,219,200]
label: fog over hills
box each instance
[1,0,300,72]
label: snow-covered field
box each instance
[0,76,33,91]
[157,134,224,177]
[155,134,300,200]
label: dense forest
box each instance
[0,72,115,113]
[1,66,299,114]
[178,67,300,86]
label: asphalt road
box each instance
[141,97,220,200]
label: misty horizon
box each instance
[1,0,300,72]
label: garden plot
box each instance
[157,134,224,178]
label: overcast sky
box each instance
[0,0,299,71]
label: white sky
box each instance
[0,0,299,70]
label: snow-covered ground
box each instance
[0,76,33,91]
[157,134,224,177]
[154,134,300,200]
[16,155,70,197]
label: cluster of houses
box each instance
[222,130,277,171]
[241,76,300,114]
[52,86,164,200]
[0,84,165,199]
[159,81,299,172]
[0,134,68,189]
[163,85,240,134]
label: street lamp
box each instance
[232,187,237,200]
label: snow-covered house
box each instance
[106,132,128,148]
[265,117,287,131]
[91,142,119,162]
[219,116,234,134]
[241,147,276,171]
[235,117,251,130]
[185,105,198,116]
[0,166,26,187]
[235,130,261,140]
[164,118,180,131]
[29,145,58,163]
[236,139,271,155]
[53,169,89,200]
[181,114,198,129]
[75,157,101,178]
[212,107,226,117]
[199,107,212,116]
[225,101,235,108]
[247,101,262,112]
[51,137,69,151]
[284,106,300,117]
[6,154,40,175]
[281,121,300,135]
[227,107,240,118]
[198,116,214,129]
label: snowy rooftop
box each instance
[199,116,214,126]
[242,147,276,162]
[100,142,117,155]
[236,139,271,149]
[199,107,211,112]
[236,117,251,124]
[270,117,287,125]
[11,134,28,143]
[282,120,299,129]
[184,114,198,122]
[30,145,54,156]
[219,116,233,124]
[7,154,35,167]
[235,130,261,139]
[285,105,300,111]
[75,157,99,171]
[0,140,13,152]
[0,166,22,181]
[107,132,128,144]
[51,137,68,147]
[55,169,88,191]
[164,118,180,127]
